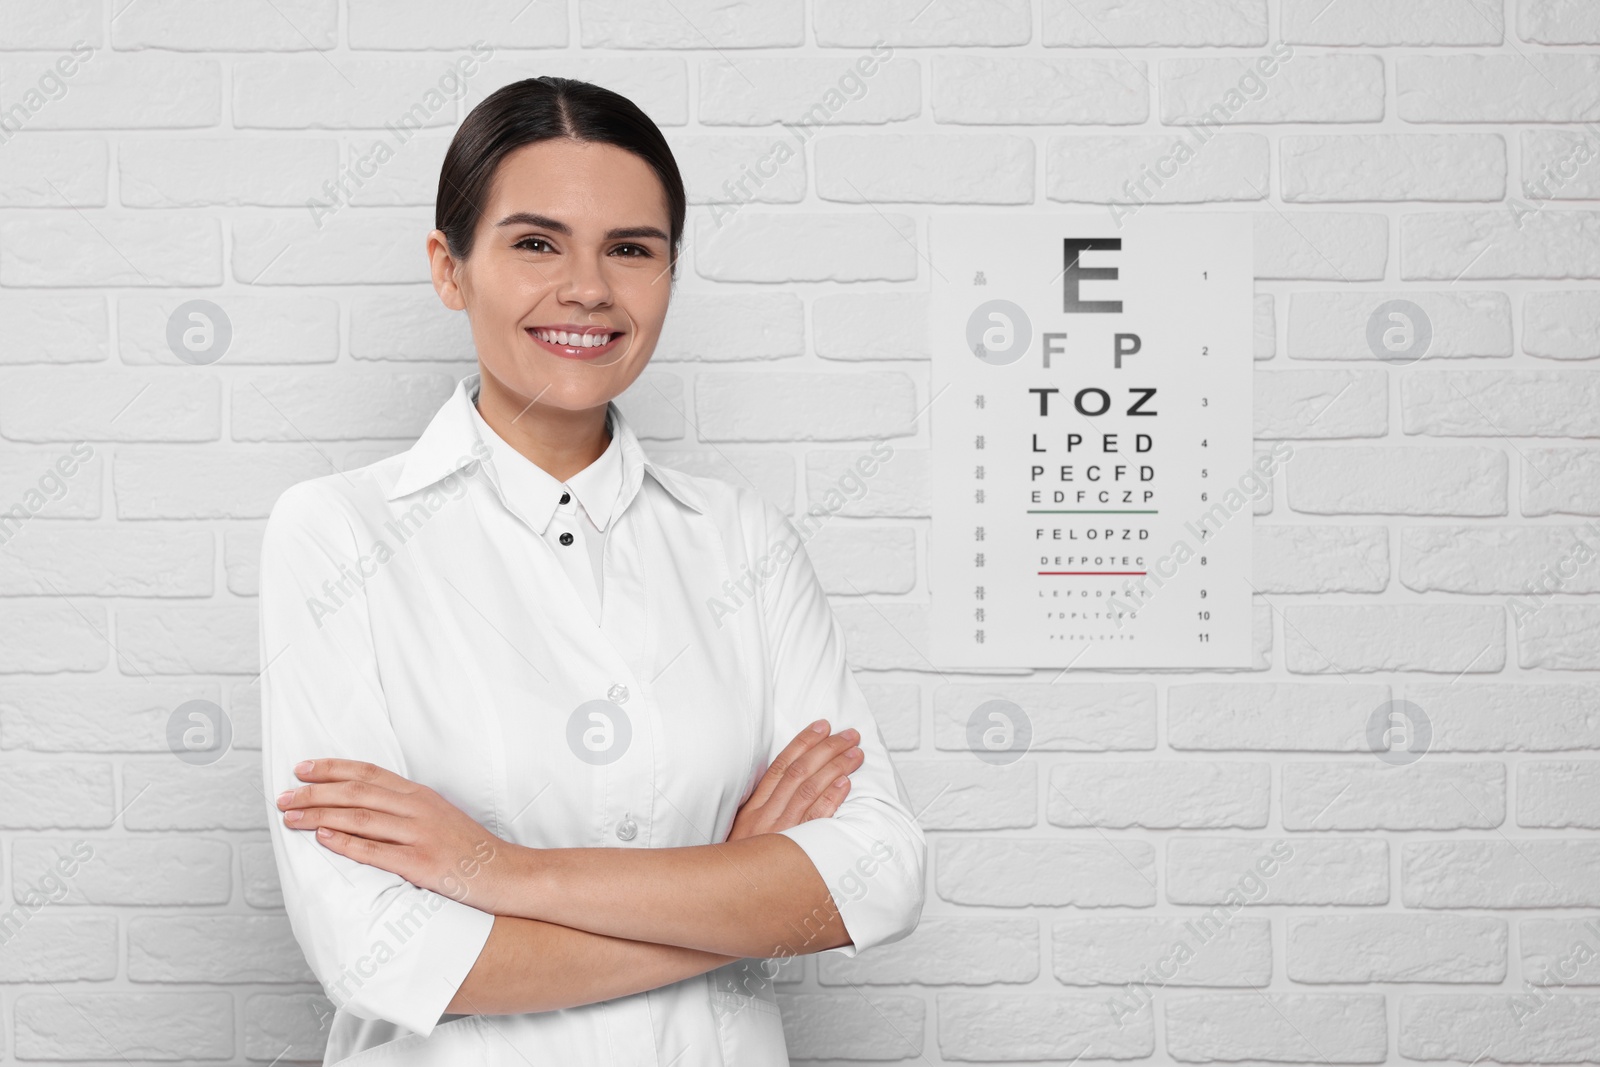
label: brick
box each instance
[1518,761,1600,827]
[0,54,220,129]
[0,761,114,828]
[0,294,107,365]
[1288,290,1512,360]
[232,371,453,441]
[1399,55,1600,122]
[694,212,918,282]
[1519,0,1600,43]
[1253,525,1389,593]
[1286,447,1506,516]
[1519,918,1600,985]
[937,839,1158,907]
[932,56,1149,124]
[0,914,117,981]
[1042,0,1267,46]
[1281,604,1505,674]
[1288,915,1507,982]
[1523,291,1600,360]
[1402,210,1600,279]
[1166,993,1387,1062]
[1400,995,1600,1062]
[819,0,1030,46]
[1401,682,1600,750]
[0,602,108,673]
[113,0,337,49]
[653,293,804,361]
[0,216,222,288]
[1052,917,1271,986]
[778,992,924,1060]
[0,136,105,207]
[816,133,1033,203]
[1168,837,1387,905]
[818,917,1038,985]
[123,759,264,831]
[896,759,1035,830]
[581,0,798,48]
[938,992,1154,1060]
[806,447,930,517]
[11,837,230,905]
[1169,682,1392,751]
[1518,605,1600,670]
[115,606,258,675]
[351,0,565,48]
[696,371,916,440]
[698,57,920,126]
[15,993,232,1060]
[1283,0,1503,44]
[933,682,1157,752]
[1047,134,1268,204]
[1160,55,1384,125]
[1403,840,1600,906]
[129,915,314,982]
[1282,761,1506,829]
[0,525,211,596]
[1255,369,1387,439]
[1402,525,1600,593]
[1046,761,1269,828]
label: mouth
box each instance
[526,325,625,361]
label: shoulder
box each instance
[645,460,798,552]
[262,455,403,553]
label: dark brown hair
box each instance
[436,76,686,276]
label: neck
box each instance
[473,367,611,484]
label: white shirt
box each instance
[257,372,927,1066]
[467,398,621,625]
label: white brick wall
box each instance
[2,0,1598,1063]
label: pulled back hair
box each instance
[435,76,686,277]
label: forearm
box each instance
[492,833,851,959]
[447,914,739,1015]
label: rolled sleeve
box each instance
[259,481,493,1035]
[756,498,928,958]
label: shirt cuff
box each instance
[776,805,925,959]
[321,887,496,1035]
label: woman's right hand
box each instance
[725,719,863,842]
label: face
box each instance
[428,137,675,418]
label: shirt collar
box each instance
[384,372,705,520]
[468,394,624,534]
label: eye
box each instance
[612,243,651,258]
[513,235,553,253]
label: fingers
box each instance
[276,777,413,818]
[801,772,852,823]
[281,804,416,845]
[778,738,864,826]
[769,727,862,820]
[290,758,421,794]
[745,719,832,810]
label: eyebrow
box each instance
[495,212,669,243]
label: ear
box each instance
[427,229,467,312]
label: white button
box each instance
[615,813,637,841]
[607,683,629,704]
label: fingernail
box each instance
[833,776,850,788]
[316,826,332,838]
[810,720,827,734]
[294,760,313,776]
[275,790,292,807]
[846,747,862,759]
[284,810,302,824]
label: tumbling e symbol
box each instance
[567,699,632,765]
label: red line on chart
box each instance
[1038,571,1148,576]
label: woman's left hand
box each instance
[276,758,515,912]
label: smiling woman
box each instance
[257,76,927,1067]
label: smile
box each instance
[526,327,624,361]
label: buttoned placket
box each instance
[469,400,660,859]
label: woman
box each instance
[259,75,927,1065]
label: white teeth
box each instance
[534,329,613,348]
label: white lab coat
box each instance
[257,372,927,1065]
